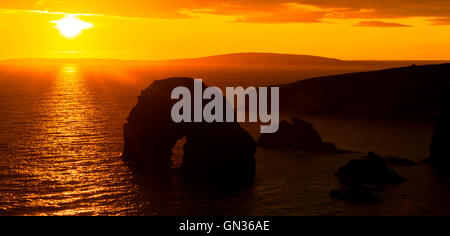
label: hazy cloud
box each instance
[0,0,450,23]
[428,17,450,25]
[356,21,411,27]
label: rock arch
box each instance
[122,78,256,184]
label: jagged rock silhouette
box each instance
[336,152,405,187]
[331,152,405,203]
[122,77,256,184]
[257,117,339,152]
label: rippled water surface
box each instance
[0,64,448,215]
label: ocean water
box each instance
[0,64,448,216]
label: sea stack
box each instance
[122,77,256,184]
[331,152,405,203]
[257,117,339,152]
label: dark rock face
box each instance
[279,63,450,119]
[332,152,405,203]
[122,77,256,184]
[336,152,405,188]
[385,156,418,166]
[257,117,338,152]
[429,90,449,163]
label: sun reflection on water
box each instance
[4,65,137,216]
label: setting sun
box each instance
[51,15,93,39]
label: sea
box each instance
[0,63,448,215]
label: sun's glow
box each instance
[51,15,93,38]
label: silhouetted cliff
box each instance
[279,64,450,119]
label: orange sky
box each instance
[0,0,449,60]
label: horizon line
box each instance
[1,52,450,63]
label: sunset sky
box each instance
[1,0,449,60]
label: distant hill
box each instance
[157,53,449,66]
[278,63,450,120]
[2,53,448,67]
[157,53,344,65]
